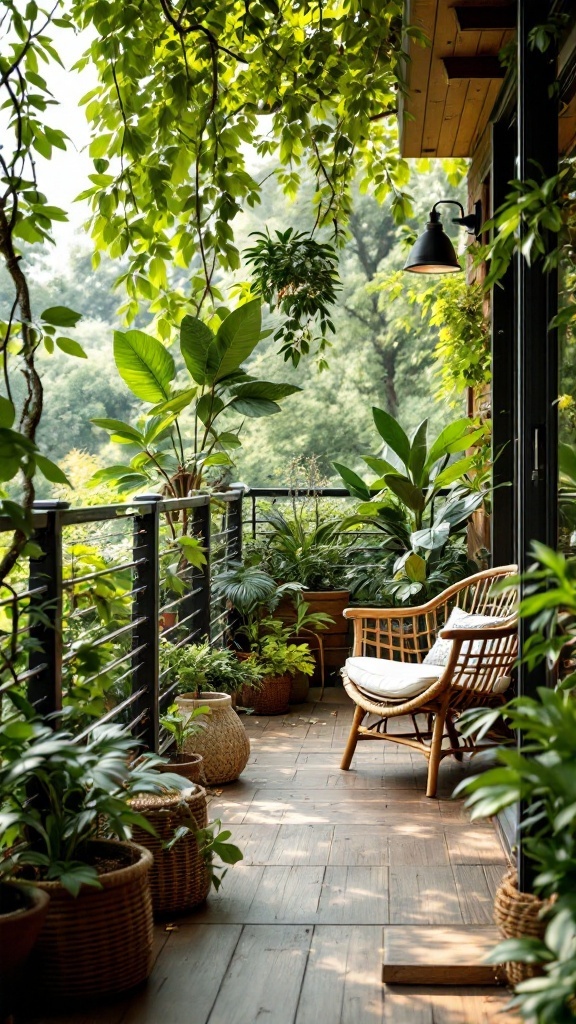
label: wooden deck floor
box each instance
[25,687,519,1024]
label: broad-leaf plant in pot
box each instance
[90,298,301,497]
[213,564,316,714]
[0,718,188,1005]
[335,409,486,606]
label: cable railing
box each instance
[0,489,244,753]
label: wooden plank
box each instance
[207,924,312,1024]
[317,867,389,924]
[268,824,334,865]
[121,925,242,1024]
[388,834,449,867]
[444,826,508,865]
[194,864,265,922]
[384,986,519,1024]
[389,867,463,924]
[452,864,498,924]
[225,823,280,864]
[401,0,439,157]
[296,926,384,1024]
[244,865,325,923]
[382,925,502,985]
[329,826,389,866]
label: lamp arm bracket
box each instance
[431,199,465,219]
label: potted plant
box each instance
[161,641,261,783]
[0,720,188,1004]
[160,638,264,698]
[335,411,487,606]
[238,618,316,715]
[158,701,211,782]
[129,789,243,917]
[454,544,576,1020]
[0,711,50,1020]
[247,474,352,682]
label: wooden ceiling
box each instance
[400,1,576,159]
[399,1,515,158]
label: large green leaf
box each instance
[0,397,15,429]
[114,330,175,402]
[211,299,262,383]
[91,418,145,445]
[333,463,371,501]
[229,380,301,401]
[426,419,485,468]
[384,474,426,512]
[196,393,225,425]
[362,455,401,478]
[180,317,216,385]
[433,454,476,489]
[35,454,70,485]
[41,305,82,328]
[232,397,281,417]
[372,407,410,467]
[408,419,428,487]
[148,387,198,416]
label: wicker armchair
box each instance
[340,565,518,797]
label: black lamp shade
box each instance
[403,220,462,274]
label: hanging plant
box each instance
[244,229,340,368]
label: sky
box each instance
[33,26,97,259]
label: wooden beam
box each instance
[442,56,505,80]
[454,6,516,32]
[382,926,504,986]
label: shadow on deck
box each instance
[23,687,519,1024]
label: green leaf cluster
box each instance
[90,299,300,495]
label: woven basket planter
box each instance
[494,869,553,986]
[31,839,153,1002]
[131,786,210,917]
[176,692,250,784]
[240,673,292,716]
[157,752,205,785]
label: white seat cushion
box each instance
[345,657,444,700]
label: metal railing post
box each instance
[229,488,244,561]
[28,500,69,721]
[194,500,212,642]
[132,495,161,752]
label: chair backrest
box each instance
[411,565,517,662]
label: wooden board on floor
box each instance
[382,926,502,986]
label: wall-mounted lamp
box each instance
[402,199,482,275]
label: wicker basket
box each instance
[31,839,153,1002]
[240,674,292,716]
[176,692,250,784]
[157,752,205,785]
[494,869,552,986]
[130,786,210,917]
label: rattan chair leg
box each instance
[340,704,365,771]
[426,705,449,798]
[445,713,463,762]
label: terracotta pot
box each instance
[157,751,205,785]
[0,881,50,1018]
[31,839,154,1002]
[276,590,351,684]
[176,692,250,784]
[159,611,177,632]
